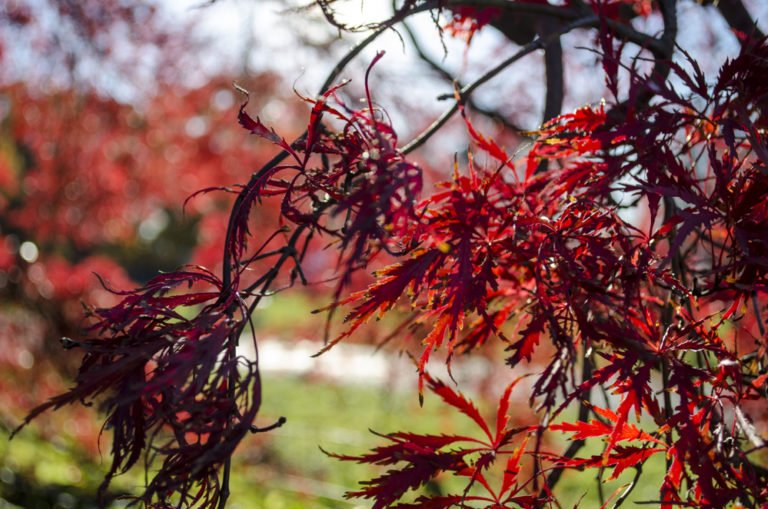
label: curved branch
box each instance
[318,24,392,96]
[402,15,597,155]
[402,19,528,134]
[402,0,669,57]
[618,0,677,117]
[711,0,764,40]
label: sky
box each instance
[160,1,768,135]
[5,0,768,152]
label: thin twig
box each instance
[611,464,644,508]
[544,350,593,492]
[401,19,528,134]
[402,15,598,155]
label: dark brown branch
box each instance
[401,19,528,134]
[251,416,287,433]
[543,350,593,492]
[611,464,644,508]
[543,32,564,123]
[533,35,564,175]
[607,0,678,122]
[402,15,598,155]
[705,0,765,40]
[541,18,564,173]
[484,0,565,122]
[402,0,678,154]
[411,0,670,57]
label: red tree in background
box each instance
[0,0,306,486]
[10,0,768,508]
[0,2,310,349]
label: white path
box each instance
[237,337,501,393]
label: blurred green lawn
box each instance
[2,370,667,508]
[1,374,474,508]
[1,294,666,508]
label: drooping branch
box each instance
[216,21,394,509]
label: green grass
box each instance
[226,374,481,508]
[550,438,667,507]
[1,373,477,508]
[0,424,132,508]
[3,372,667,508]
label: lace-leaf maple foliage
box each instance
[14,0,768,508]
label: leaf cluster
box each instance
[14,1,768,508]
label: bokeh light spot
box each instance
[19,241,38,262]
